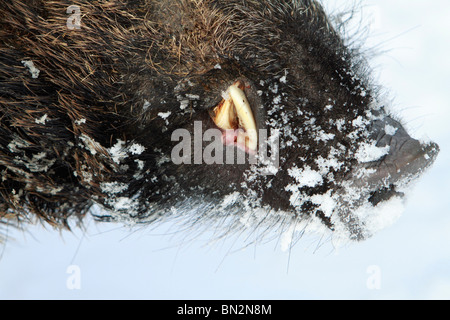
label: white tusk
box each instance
[213,99,235,130]
[228,84,258,151]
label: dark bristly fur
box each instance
[0,0,439,243]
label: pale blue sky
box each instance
[1,0,449,300]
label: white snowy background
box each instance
[0,0,449,299]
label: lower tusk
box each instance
[228,84,258,151]
[213,99,236,130]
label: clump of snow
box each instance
[112,197,134,211]
[315,131,335,142]
[311,192,336,218]
[315,152,344,176]
[75,118,86,125]
[133,159,145,179]
[13,151,56,173]
[79,134,102,156]
[269,83,278,94]
[355,141,390,163]
[35,114,48,125]
[272,95,282,105]
[352,115,370,128]
[108,139,127,164]
[158,111,171,125]
[78,164,93,183]
[334,118,345,131]
[103,193,142,215]
[35,185,63,195]
[21,60,40,79]
[100,181,129,194]
[385,124,398,136]
[158,111,171,120]
[135,159,144,170]
[185,94,200,100]
[129,143,145,155]
[288,166,323,188]
[220,192,240,209]
[179,99,189,110]
[106,139,147,177]
[8,136,30,153]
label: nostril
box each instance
[369,185,405,206]
[421,142,440,168]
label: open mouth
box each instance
[209,80,258,154]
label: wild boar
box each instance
[0,0,439,244]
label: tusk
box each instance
[210,81,258,152]
[228,84,258,151]
[212,98,236,130]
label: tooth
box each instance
[228,84,258,151]
[212,99,235,130]
[210,82,259,152]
